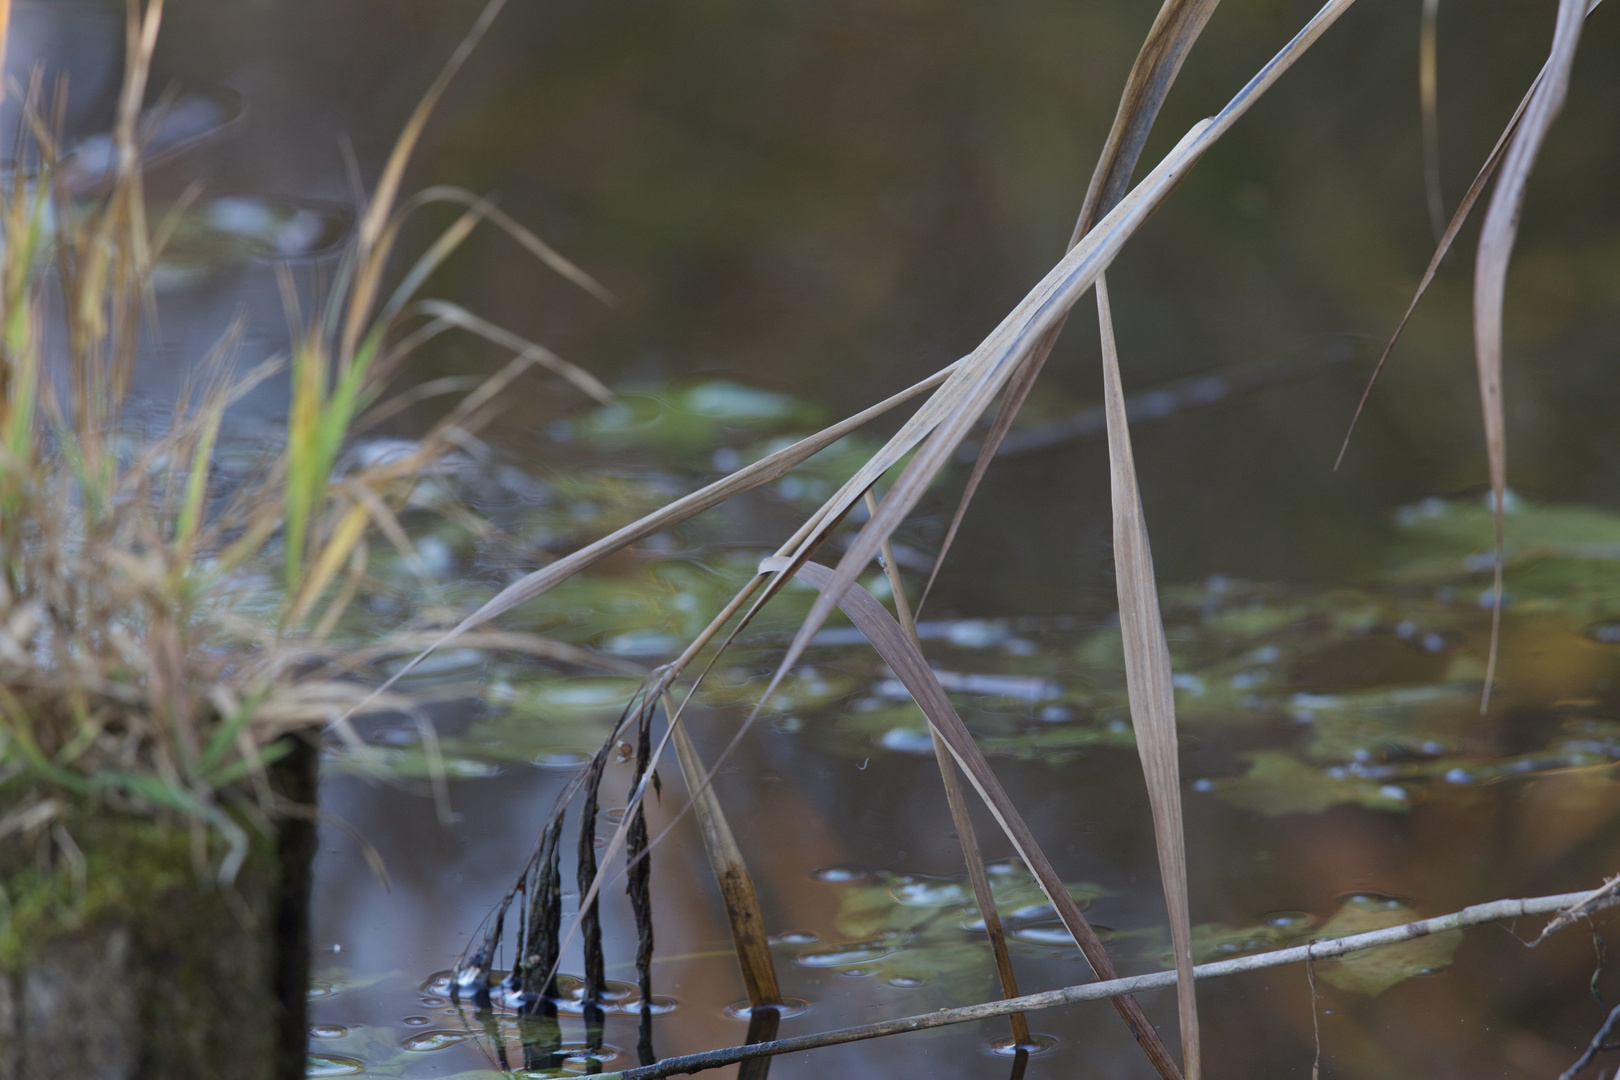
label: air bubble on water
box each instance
[793,941,893,967]
[1261,911,1314,930]
[810,865,867,883]
[770,930,821,945]
[724,997,812,1020]
[419,971,455,996]
[402,1030,472,1052]
[309,1025,349,1038]
[306,1055,365,1076]
[886,975,927,988]
[400,1016,432,1027]
[987,1034,1059,1057]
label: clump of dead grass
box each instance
[0,0,608,874]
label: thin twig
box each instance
[591,889,1620,1080]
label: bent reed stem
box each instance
[592,889,1618,1079]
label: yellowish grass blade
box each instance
[411,186,617,306]
[1472,0,1587,711]
[413,300,613,404]
[344,0,512,362]
[1096,273,1199,1079]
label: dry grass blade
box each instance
[344,0,512,359]
[339,361,961,712]
[412,186,617,306]
[920,0,1221,613]
[1420,0,1444,241]
[760,556,1184,1080]
[1096,273,1199,1078]
[413,299,613,404]
[1333,0,1603,471]
[868,493,1029,1046]
[774,0,1361,757]
[1472,0,1586,711]
[669,717,781,1008]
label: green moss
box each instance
[0,794,277,973]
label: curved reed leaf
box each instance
[1472,0,1588,710]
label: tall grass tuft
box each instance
[0,0,607,878]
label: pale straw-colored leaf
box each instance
[761,556,1183,1079]
[1097,273,1199,1079]
[1334,0,1604,471]
[1472,0,1587,711]
[920,0,1222,613]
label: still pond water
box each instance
[27,0,1620,1074]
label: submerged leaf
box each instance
[1314,895,1462,995]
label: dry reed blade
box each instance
[920,0,1221,614]
[1333,0,1604,471]
[1472,0,1586,712]
[769,0,1362,766]
[669,712,782,1025]
[344,0,511,362]
[340,362,961,712]
[761,556,1184,1080]
[410,186,617,306]
[1096,273,1199,1078]
[359,0,1358,726]
[867,492,1029,1046]
[1420,0,1444,241]
[412,300,613,404]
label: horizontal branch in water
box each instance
[597,888,1618,1079]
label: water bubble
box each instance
[617,995,680,1015]
[1444,767,1476,784]
[769,930,821,945]
[1339,892,1412,912]
[794,941,894,967]
[309,1025,349,1038]
[1010,925,1079,947]
[400,1016,432,1027]
[841,967,876,977]
[890,875,971,907]
[402,1029,472,1052]
[1262,911,1315,930]
[724,998,812,1020]
[987,1033,1059,1057]
[419,971,455,996]
[306,1055,365,1076]
[556,1041,622,1067]
[306,982,337,1000]
[886,975,927,988]
[810,865,867,883]
[551,976,640,1010]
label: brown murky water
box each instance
[22,0,1620,1075]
